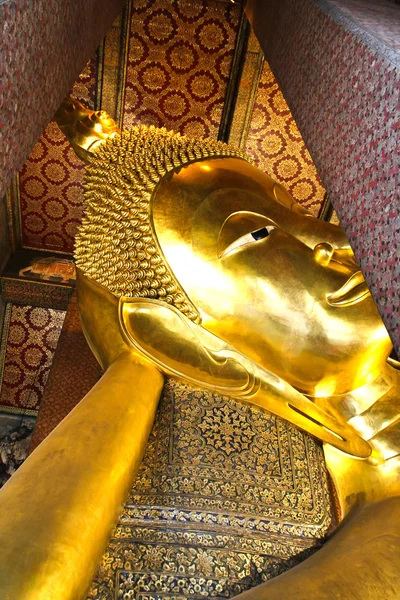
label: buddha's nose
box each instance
[313,242,334,266]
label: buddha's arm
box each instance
[0,351,163,600]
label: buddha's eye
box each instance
[221,226,275,258]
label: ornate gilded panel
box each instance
[88,379,335,598]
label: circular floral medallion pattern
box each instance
[62,145,82,169]
[41,160,68,185]
[284,119,303,142]
[29,307,51,329]
[172,0,206,23]
[194,19,228,54]
[206,100,223,127]
[215,52,232,81]
[268,88,291,117]
[160,91,189,121]
[187,70,218,102]
[43,198,68,221]
[43,122,66,145]
[257,131,286,158]
[136,108,163,128]
[62,182,82,206]
[24,212,46,234]
[8,325,28,347]
[138,62,171,94]
[129,34,150,65]
[289,179,317,202]
[17,386,40,409]
[250,105,271,133]
[165,40,199,74]
[21,176,48,199]
[125,85,143,112]
[143,9,177,45]
[181,116,210,139]
[21,345,45,369]
[61,217,80,241]
[42,232,66,250]
[2,363,24,387]
[28,139,46,163]
[132,0,153,14]
[273,156,302,182]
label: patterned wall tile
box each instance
[0,304,65,411]
[123,0,241,138]
[245,59,326,215]
[29,296,102,452]
[18,57,97,253]
[0,0,124,201]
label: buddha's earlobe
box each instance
[118,297,372,459]
[118,296,256,395]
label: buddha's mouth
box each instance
[327,270,370,306]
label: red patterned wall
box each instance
[0,0,124,200]
[0,305,65,411]
[123,0,240,138]
[245,60,325,215]
[19,57,97,253]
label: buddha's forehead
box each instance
[152,157,344,260]
[152,157,290,250]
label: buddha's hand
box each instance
[54,97,120,163]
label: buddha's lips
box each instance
[327,271,370,306]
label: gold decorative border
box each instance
[228,30,264,148]
[0,303,12,397]
[5,174,21,253]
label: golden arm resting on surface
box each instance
[0,351,163,600]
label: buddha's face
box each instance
[153,158,391,396]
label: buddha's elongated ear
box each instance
[119,297,372,459]
[119,296,256,395]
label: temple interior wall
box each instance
[0,0,398,597]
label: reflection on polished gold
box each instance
[0,97,398,599]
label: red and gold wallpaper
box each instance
[245,60,325,215]
[16,0,328,254]
[123,0,240,137]
[0,304,65,411]
[18,57,97,254]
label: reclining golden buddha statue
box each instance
[0,98,398,599]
